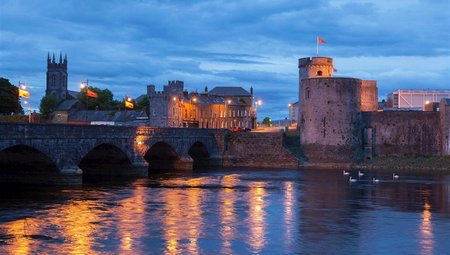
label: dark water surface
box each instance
[1,169,449,254]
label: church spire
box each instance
[47,52,50,64]
[59,51,62,64]
[52,53,55,63]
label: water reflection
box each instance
[419,201,434,255]
[219,174,238,254]
[0,169,449,254]
[247,182,266,252]
[284,181,296,249]
[161,177,205,255]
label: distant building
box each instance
[288,102,299,126]
[147,82,255,129]
[46,52,69,102]
[385,89,450,110]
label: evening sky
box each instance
[1,0,449,119]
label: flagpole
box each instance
[316,36,319,56]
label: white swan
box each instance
[372,177,380,183]
[393,173,399,179]
[343,170,349,175]
[349,176,357,182]
[358,171,364,177]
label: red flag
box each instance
[317,36,326,44]
[87,88,98,98]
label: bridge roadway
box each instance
[0,123,227,185]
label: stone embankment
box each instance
[222,131,299,168]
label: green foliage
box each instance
[78,87,115,110]
[262,117,272,126]
[39,95,58,117]
[0,77,22,114]
[111,99,124,111]
[136,96,149,113]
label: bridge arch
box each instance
[145,141,184,171]
[79,143,134,176]
[0,145,62,184]
[188,141,211,169]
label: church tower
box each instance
[46,52,68,102]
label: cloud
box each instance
[0,0,449,119]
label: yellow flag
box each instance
[19,89,30,98]
[125,100,134,109]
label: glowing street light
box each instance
[254,98,262,128]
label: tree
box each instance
[39,95,58,117]
[262,117,272,126]
[0,77,22,114]
[78,87,114,110]
[136,96,149,114]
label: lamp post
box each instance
[225,99,231,129]
[80,80,89,110]
[17,81,28,114]
[23,100,31,123]
[254,99,262,128]
[191,96,197,128]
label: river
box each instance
[1,168,449,254]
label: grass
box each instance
[356,155,450,172]
[283,130,306,163]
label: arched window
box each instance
[317,70,323,76]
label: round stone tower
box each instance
[298,57,334,113]
[299,75,363,163]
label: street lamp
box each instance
[254,99,262,127]
[225,99,232,129]
[23,100,31,123]
[80,80,89,110]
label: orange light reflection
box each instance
[219,175,239,254]
[419,201,434,255]
[247,182,266,252]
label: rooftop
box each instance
[208,86,251,97]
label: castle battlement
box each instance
[298,57,333,68]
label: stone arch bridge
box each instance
[0,123,227,185]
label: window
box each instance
[317,70,323,76]
[306,87,311,99]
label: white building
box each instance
[386,89,450,110]
[288,101,299,125]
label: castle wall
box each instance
[440,98,450,155]
[360,80,378,112]
[300,77,363,163]
[361,111,440,156]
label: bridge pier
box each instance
[174,154,194,171]
[57,166,83,185]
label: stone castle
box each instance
[298,57,450,163]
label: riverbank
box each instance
[283,130,450,173]
[352,156,450,173]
